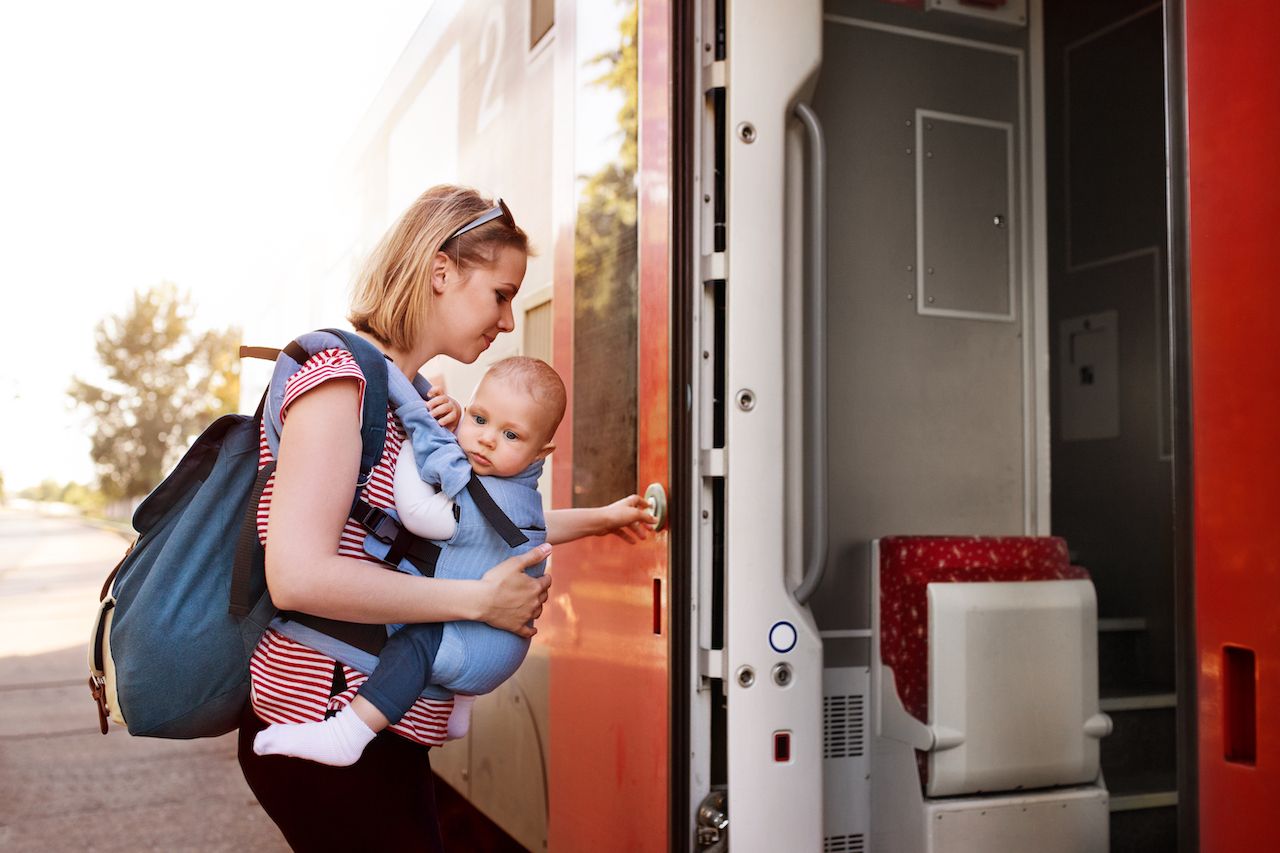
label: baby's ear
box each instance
[535,440,556,461]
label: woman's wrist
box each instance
[459,577,489,622]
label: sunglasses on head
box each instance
[447,198,516,241]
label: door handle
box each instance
[645,482,668,532]
[792,101,828,606]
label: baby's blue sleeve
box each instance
[394,399,473,499]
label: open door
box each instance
[1184,2,1280,850]
[545,0,672,849]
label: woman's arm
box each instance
[545,494,657,545]
[265,378,550,636]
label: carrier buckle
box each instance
[88,675,109,735]
[352,503,401,544]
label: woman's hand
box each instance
[427,388,462,432]
[478,543,553,637]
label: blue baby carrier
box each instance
[88,329,529,738]
[265,336,547,699]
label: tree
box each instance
[69,283,240,501]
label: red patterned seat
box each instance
[878,535,1089,727]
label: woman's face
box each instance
[432,245,527,363]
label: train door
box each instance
[801,1,1182,851]
[543,1,673,849]
[1183,2,1280,850]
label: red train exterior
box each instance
[1187,1,1280,849]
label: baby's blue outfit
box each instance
[356,367,547,723]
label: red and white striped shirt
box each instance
[248,347,453,746]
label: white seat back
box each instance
[927,579,1108,797]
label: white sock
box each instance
[447,695,477,740]
[253,705,377,767]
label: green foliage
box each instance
[61,481,108,513]
[574,1,639,321]
[19,479,66,502]
[16,479,107,513]
[69,283,241,501]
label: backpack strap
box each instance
[228,459,275,620]
[227,386,274,620]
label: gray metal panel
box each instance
[918,113,1015,319]
[813,20,1026,630]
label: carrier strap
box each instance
[322,329,388,483]
[287,613,388,657]
[465,475,530,547]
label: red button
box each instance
[773,730,791,762]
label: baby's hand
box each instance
[601,494,658,545]
[427,388,462,431]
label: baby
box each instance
[254,356,564,766]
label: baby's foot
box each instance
[253,705,376,766]
[447,694,477,740]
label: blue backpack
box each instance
[88,329,402,738]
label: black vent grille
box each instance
[824,833,865,852]
[823,694,865,759]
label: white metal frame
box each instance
[704,0,826,849]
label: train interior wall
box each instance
[1044,2,1178,850]
[811,1,1178,850]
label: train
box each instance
[243,0,1279,850]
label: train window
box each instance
[571,0,638,507]
[530,0,554,50]
[522,297,553,364]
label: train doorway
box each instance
[807,1,1180,850]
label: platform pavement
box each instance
[0,506,289,851]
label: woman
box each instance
[237,185,652,850]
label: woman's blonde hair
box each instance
[349,185,531,351]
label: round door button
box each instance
[769,621,797,654]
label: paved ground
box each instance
[0,506,289,852]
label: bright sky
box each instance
[0,1,431,492]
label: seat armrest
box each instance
[1084,713,1113,739]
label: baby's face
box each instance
[457,375,556,477]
